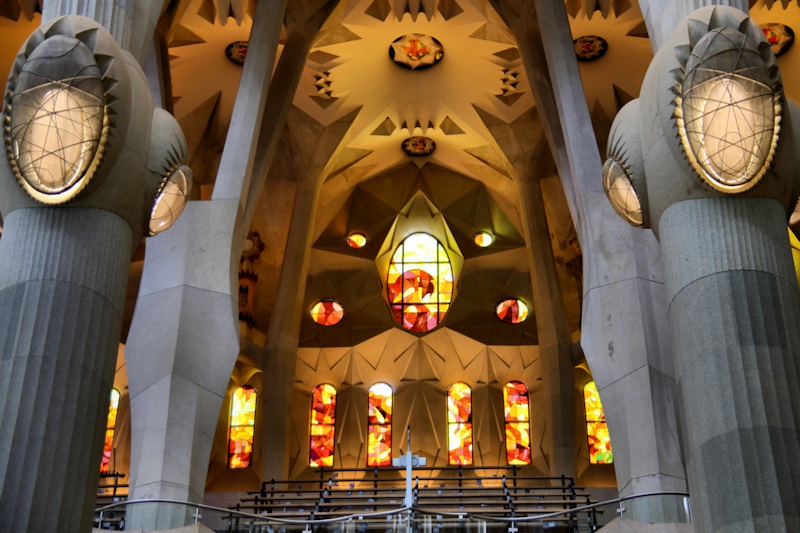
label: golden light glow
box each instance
[473,231,494,247]
[100,388,120,473]
[228,385,257,468]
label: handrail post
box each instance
[404,426,413,508]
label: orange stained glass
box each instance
[100,388,120,473]
[387,233,453,333]
[503,381,531,465]
[584,381,613,464]
[228,385,257,468]
[311,299,344,326]
[367,383,392,466]
[347,233,367,248]
[447,382,473,465]
[310,384,337,468]
[496,298,529,324]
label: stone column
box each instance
[638,0,749,51]
[491,0,687,520]
[660,198,800,531]
[0,209,131,532]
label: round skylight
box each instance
[474,231,494,247]
[496,298,529,324]
[389,34,444,70]
[347,233,367,248]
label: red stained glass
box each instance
[496,298,529,324]
[584,381,613,464]
[447,382,473,465]
[347,233,367,248]
[503,382,531,465]
[387,233,453,333]
[368,383,392,466]
[228,385,257,468]
[100,388,120,473]
[311,300,344,326]
[310,384,337,468]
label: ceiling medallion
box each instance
[573,35,608,62]
[402,136,436,157]
[761,23,794,57]
[389,34,444,70]
[225,41,248,65]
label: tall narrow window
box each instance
[584,381,613,464]
[367,383,392,466]
[228,385,257,469]
[447,382,473,465]
[503,381,531,465]
[310,384,337,468]
[100,388,120,473]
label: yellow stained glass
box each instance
[228,385,257,468]
[387,233,453,332]
[447,382,473,465]
[347,233,367,248]
[503,382,531,465]
[310,384,337,468]
[474,231,494,247]
[368,383,392,466]
[100,388,120,473]
[584,381,613,464]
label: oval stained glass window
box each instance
[347,233,367,248]
[311,299,344,326]
[474,231,494,247]
[496,298,529,324]
[387,233,453,332]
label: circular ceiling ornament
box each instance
[225,41,248,65]
[496,298,529,324]
[676,27,781,193]
[761,23,794,57]
[602,158,644,227]
[389,34,444,70]
[347,232,367,248]
[473,231,494,247]
[573,35,608,62]
[149,164,192,235]
[402,136,436,157]
[310,299,344,326]
[7,35,107,204]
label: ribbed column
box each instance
[41,0,164,65]
[638,0,748,52]
[0,207,132,533]
[660,197,800,532]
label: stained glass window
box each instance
[387,233,453,333]
[503,381,531,465]
[367,383,392,466]
[584,381,613,464]
[447,382,473,465]
[311,299,344,326]
[100,388,120,473]
[310,384,337,468]
[496,298,530,324]
[347,233,367,248]
[229,385,257,469]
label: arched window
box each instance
[387,232,454,332]
[447,382,473,465]
[310,384,337,468]
[584,381,613,464]
[228,385,257,469]
[367,383,392,466]
[100,388,120,473]
[503,381,531,465]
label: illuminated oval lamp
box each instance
[311,299,344,326]
[474,231,494,247]
[602,158,644,227]
[496,298,529,324]
[149,165,192,235]
[347,232,367,248]
[678,27,780,193]
[8,35,106,203]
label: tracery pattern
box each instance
[447,382,473,465]
[388,233,453,332]
[367,383,392,466]
[584,381,613,464]
[310,384,337,468]
[503,381,531,465]
[228,385,257,468]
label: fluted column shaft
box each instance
[0,208,132,533]
[660,197,800,532]
[638,0,748,52]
